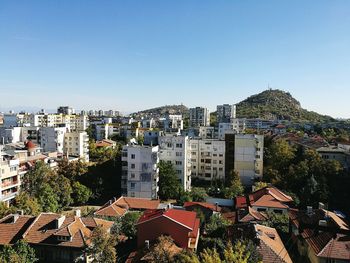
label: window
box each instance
[131,154,135,159]
[176,152,182,157]
[175,161,182,165]
[131,173,135,178]
[130,183,135,189]
[167,143,172,147]
[213,160,217,164]
[219,160,223,164]
[177,170,182,175]
[167,160,172,164]
[176,143,183,148]
[130,192,135,197]
[131,163,135,169]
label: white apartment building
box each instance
[218,122,240,140]
[217,104,236,123]
[57,106,75,115]
[190,139,225,181]
[166,115,183,130]
[95,124,119,141]
[0,127,22,143]
[64,132,89,162]
[234,134,264,186]
[189,107,210,127]
[158,135,191,191]
[199,126,216,139]
[40,127,67,154]
[0,147,20,206]
[121,145,159,199]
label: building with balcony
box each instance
[158,134,191,191]
[217,104,236,123]
[189,107,210,127]
[233,134,264,186]
[0,146,20,206]
[64,131,89,162]
[121,144,159,199]
[40,127,67,154]
[189,139,225,181]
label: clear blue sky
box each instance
[1,1,350,117]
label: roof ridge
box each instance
[22,213,43,238]
[316,237,334,257]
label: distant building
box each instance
[40,127,67,154]
[64,131,89,161]
[121,145,159,199]
[158,134,191,191]
[199,126,216,139]
[217,104,236,123]
[57,106,75,115]
[189,107,210,127]
[0,127,22,143]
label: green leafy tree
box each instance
[72,181,92,205]
[37,183,59,212]
[146,235,179,263]
[111,212,141,239]
[14,192,42,216]
[158,161,182,200]
[253,181,268,191]
[190,187,208,202]
[86,226,117,263]
[223,170,244,199]
[262,211,289,235]
[0,202,16,218]
[57,159,88,180]
[0,240,37,263]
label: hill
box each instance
[133,104,188,117]
[236,89,334,122]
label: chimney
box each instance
[318,202,325,210]
[17,210,24,216]
[145,240,150,250]
[55,215,66,229]
[215,202,219,212]
[11,214,19,223]
[307,206,313,216]
[74,209,81,218]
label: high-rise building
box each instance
[189,107,210,127]
[158,134,191,191]
[217,104,236,123]
[121,145,159,199]
[64,131,89,161]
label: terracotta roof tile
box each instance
[183,201,221,212]
[0,214,35,245]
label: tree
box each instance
[262,211,289,235]
[190,187,208,202]
[86,226,117,263]
[37,183,59,212]
[158,161,182,200]
[57,159,88,180]
[146,235,181,263]
[0,240,37,263]
[223,170,244,199]
[111,212,141,240]
[72,181,92,205]
[0,202,15,218]
[253,181,268,191]
[14,192,42,216]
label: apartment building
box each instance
[199,126,216,139]
[121,145,159,199]
[217,104,236,123]
[64,131,89,161]
[57,106,75,115]
[40,127,67,154]
[234,134,264,186]
[158,134,191,191]
[190,139,225,181]
[0,146,20,206]
[218,123,238,140]
[95,123,120,141]
[0,127,21,143]
[189,107,210,127]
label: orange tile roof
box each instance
[95,196,160,217]
[239,207,268,222]
[249,187,292,209]
[0,214,35,245]
[22,213,113,248]
[183,201,221,212]
[255,224,293,263]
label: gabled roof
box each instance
[249,187,293,209]
[22,213,113,248]
[255,224,293,263]
[289,208,350,260]
[239,207,268,222]
[0,214,35,245]
[183,201,221,212]
[95,196,160,217]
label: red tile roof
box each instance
[239,207,268,222]
[183,201,221,212]
[95,197,160,218]
[289,208,350,260]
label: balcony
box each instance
[2,180,19,189]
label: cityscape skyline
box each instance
[1,1,350,118]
